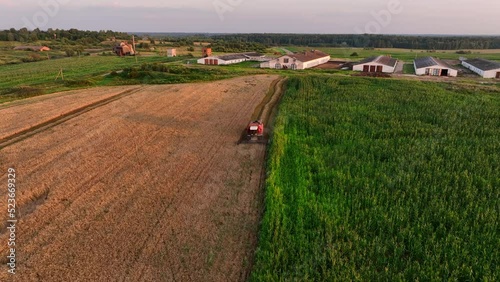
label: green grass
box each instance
[285,46,500,62]
[0,51,281,104]
[403,63,415,75]
[251,76,499,281]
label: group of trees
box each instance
[0,28,131,44]
[2,28,499,52]
[211,34,500,50]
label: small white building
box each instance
[461,58,500,79]
[414,57,458,77]
[260,50,330,70]
[353,55,398,73]
[197,52,267,65]
[167,49,177,57]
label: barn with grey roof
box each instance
[462,58,500,78]
[414,57,458,77]
[197,52,268,65]
[353,55,398,73]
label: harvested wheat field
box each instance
[0,75,280,281]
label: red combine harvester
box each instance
[241,120,265,143]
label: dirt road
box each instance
[0,75,281,281]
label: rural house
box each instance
[167,49,177,57]
[260,50,330,70]
[202,47,212,57]
[113,42,135,56]
[197,52,267,65]
[13,46,50,52]
[461,58,500,78]
[414,57,458,77]
[353,55,397,73]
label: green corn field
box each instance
[252,76,499,281]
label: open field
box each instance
[0,56,184,91]
[0,55,269,104]
[285,46,500,62]
[0,75,281,281]
[252,76,499,281]
[0,85,141,140]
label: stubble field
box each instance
[0,75,279,281]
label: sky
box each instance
[0,0,499,35]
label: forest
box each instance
[2,29,500,51]
[0,28,131,45]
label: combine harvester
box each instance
[240,120,266,144]
[238,77,287,145]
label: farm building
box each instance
[353,55,398,73]
[202,47,212,58]
[414,57,458,77]
[113,42,135,56]
[197,52,267,65]
[13,46,50,52]
[260,50,330,70]
[167,49,177,57]
[461,58,500,78]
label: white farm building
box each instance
[462,58,500,79]
[353,55,398,73]
[260,50,330,70]
[414,57,458,77]
[197,52,267,65]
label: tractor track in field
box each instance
[0,86,146,150]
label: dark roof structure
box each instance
[289,50,330,63]
[218,54,248,61]
[355,55,397,67]
[414,57,456,70]
[463,58,500,71]
[217,52,264,61]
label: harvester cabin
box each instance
[414,57,458,77]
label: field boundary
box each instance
[243,76,287,281]
[0,86,145,150]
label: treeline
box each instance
[0,28,131,45]
[211,34,500,50]
[3,28,500,50]
[209,40,267,53]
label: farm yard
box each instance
[0,75,281,281]
[251,76,499,281]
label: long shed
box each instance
[352,56,398,73]
[260,50,330,70]
[414,57,457,77]
[462,58,500,78]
